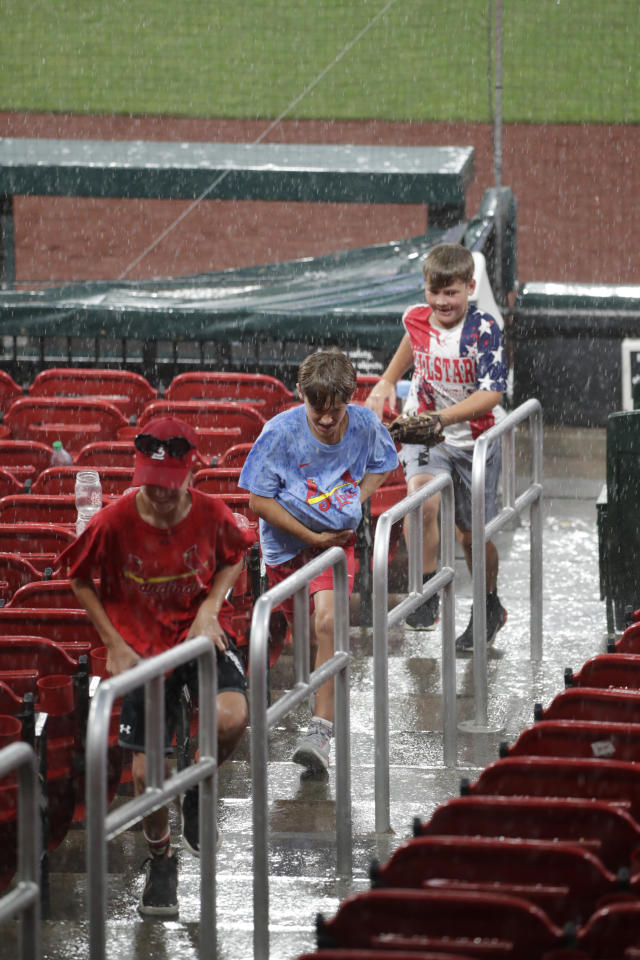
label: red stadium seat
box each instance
[576,902,640,957]
[0,440,54,482]
[31,465,134,496]
[565,653,640,690]
[0,524,75,572]
[534,687,640,725]
[0,371,21,414]
[610,619,640,654]
[296,953,477,960]
[501,719,640,763]
[415,795,640,873]
[0,494,79,527]
[0,609,99,656]
[370,835,622,928]
[192,467,242,494]
[28,367,157,419]
[460,755,640,820]
[0,553,45,605]
[0,468,23,498]
[3,397,128,451]
[5,579,87,609]
[316,888,567,959]
[217,443,253,467]
[133,399,265,444]
[73,440,137,468]
[165,371,295,419]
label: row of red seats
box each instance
[297,614,640,960]
[0,368,395,457]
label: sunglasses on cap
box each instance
[134,433,195,459]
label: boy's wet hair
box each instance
[298,348,357,408]
[422,243,474,288]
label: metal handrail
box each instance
[85,635,218,960]
[372,473,456,833]
[0,742,40,960]
[249,545,351,960]
[461,397,543,732]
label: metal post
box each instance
[86,636,218,960]
[459,399,544,733]
[372,474,456,833]
[249,546,351,960]
[0,742,41,960]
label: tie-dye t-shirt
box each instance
[239,403,398,565]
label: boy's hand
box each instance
[106,636,141,676]
[187,611,229,652]
[311,529,355,550]
[365,378,396,421]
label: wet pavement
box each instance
[2,425,608,960]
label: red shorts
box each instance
[265,541,356,622]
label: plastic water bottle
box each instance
[75,470,102,536]
[50,440,73,466]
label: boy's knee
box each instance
[217,691,248,742]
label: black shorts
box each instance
[118,637,247,753]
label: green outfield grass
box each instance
[4,0,638,123]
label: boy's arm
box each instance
[186,559,244,652]
[249,493,354,550]
[438,389,503,427]
[70,577,140,676]
[358,471,391,504]
[365,334,414,420]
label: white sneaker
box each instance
[292,719,332,774]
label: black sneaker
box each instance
[456,596,507,653]
[138,852,178,917]
[405,592,439,631]
[182,785,221,857]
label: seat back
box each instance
[503,719,640,763]
[192,468,242,495]
[0,524,75,569]
[136,400,265,441]
[0,553,43,604]
[0,468,23,497]
[5,579,85,609]
[165,372,294,419]
[217,443,253,467]
[0,608,100,653]
[73,440,136,467]
[0,371,21,414]
[28,367,156,418]
[0,494,79,526]
[31,465,134,496]
[577,902,640,957]
[373,835,616,927]
[3,397,128,450]
[537,687,640,725]
[568,653,640,690]
[316,888,564,959]
[0,440,54,481]
[418,795,640,872]
[464,755,640,820]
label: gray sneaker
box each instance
[292,721,332,774]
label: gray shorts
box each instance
[398,439,501,532]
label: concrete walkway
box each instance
[2,426,608,960]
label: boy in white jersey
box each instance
[366,243,508,652]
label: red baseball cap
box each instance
[132,416,200,489]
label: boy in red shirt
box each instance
[58,416,255,917]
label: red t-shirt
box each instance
[57,488,255,656]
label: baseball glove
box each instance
[387,411,445,446]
